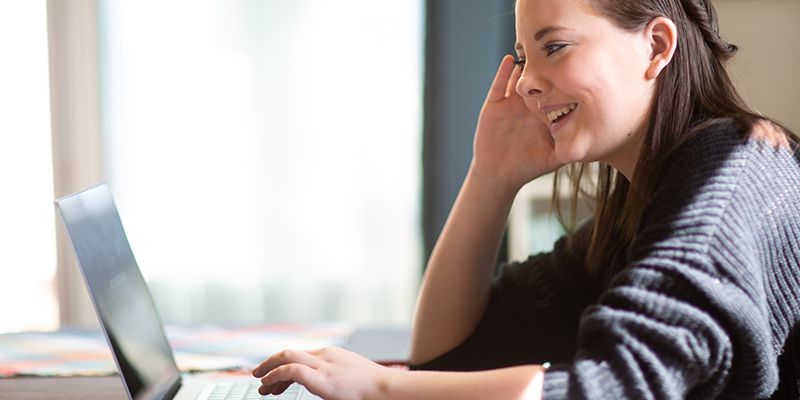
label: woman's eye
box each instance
[543,43,567,56]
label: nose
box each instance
[515,67,545,99]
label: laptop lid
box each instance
[56,183,182,400]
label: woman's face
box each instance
[514,0,655,177]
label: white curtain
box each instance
[99,0,423,326]
[0,0,57,333]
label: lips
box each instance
[546,104,577,134]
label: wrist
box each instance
[465,163,521,203]
[376,365,406,399]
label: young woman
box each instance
[252,0,800,398]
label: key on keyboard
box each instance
[204,382,303,399]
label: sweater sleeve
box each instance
[541,246,735,399]
[542,121,764,399]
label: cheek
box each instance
[571,67,637,136]
[567,74,614,135]
[551,45,650,162]
[565,49,635,118]
[555,78,624,162]
[556,58,610,120]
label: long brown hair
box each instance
[552,0,798,274]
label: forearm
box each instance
[383,364,545,400]
[410,166,518,364]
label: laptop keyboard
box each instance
[204,382,304,399]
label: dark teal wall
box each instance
[423,0,516,264]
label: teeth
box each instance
[547,103,577,123]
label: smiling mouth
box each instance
[546,103,577,125]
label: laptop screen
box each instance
[56,183,181,400]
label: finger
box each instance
[486,54,516,103]
[259,380,293,396]
[272,381,294,395]
[259,363,321,395]
[252,349,321,377]
[505,56,523,98]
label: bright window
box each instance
[0,0,58,333]
[99,0,424,325]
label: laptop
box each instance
[56,183,320,400]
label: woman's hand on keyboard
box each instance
[252,346,394,400]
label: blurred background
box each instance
[1,0,798,334]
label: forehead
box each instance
[515,0,602,36]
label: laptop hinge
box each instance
[161,376,182,400]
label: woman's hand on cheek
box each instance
[472,54,562,192]
[252,347,394,400]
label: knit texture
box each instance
[412,119,800,399]
[545,119,800,399]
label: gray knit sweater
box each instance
[413,119,800,399]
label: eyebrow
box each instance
[514,25,570,50]
[535,25,569,40]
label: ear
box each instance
[644,17,678,80]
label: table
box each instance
[0,324,348,399]
[0,376,127,400]
[0,324,410,399]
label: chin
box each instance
[553,136,593,165]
